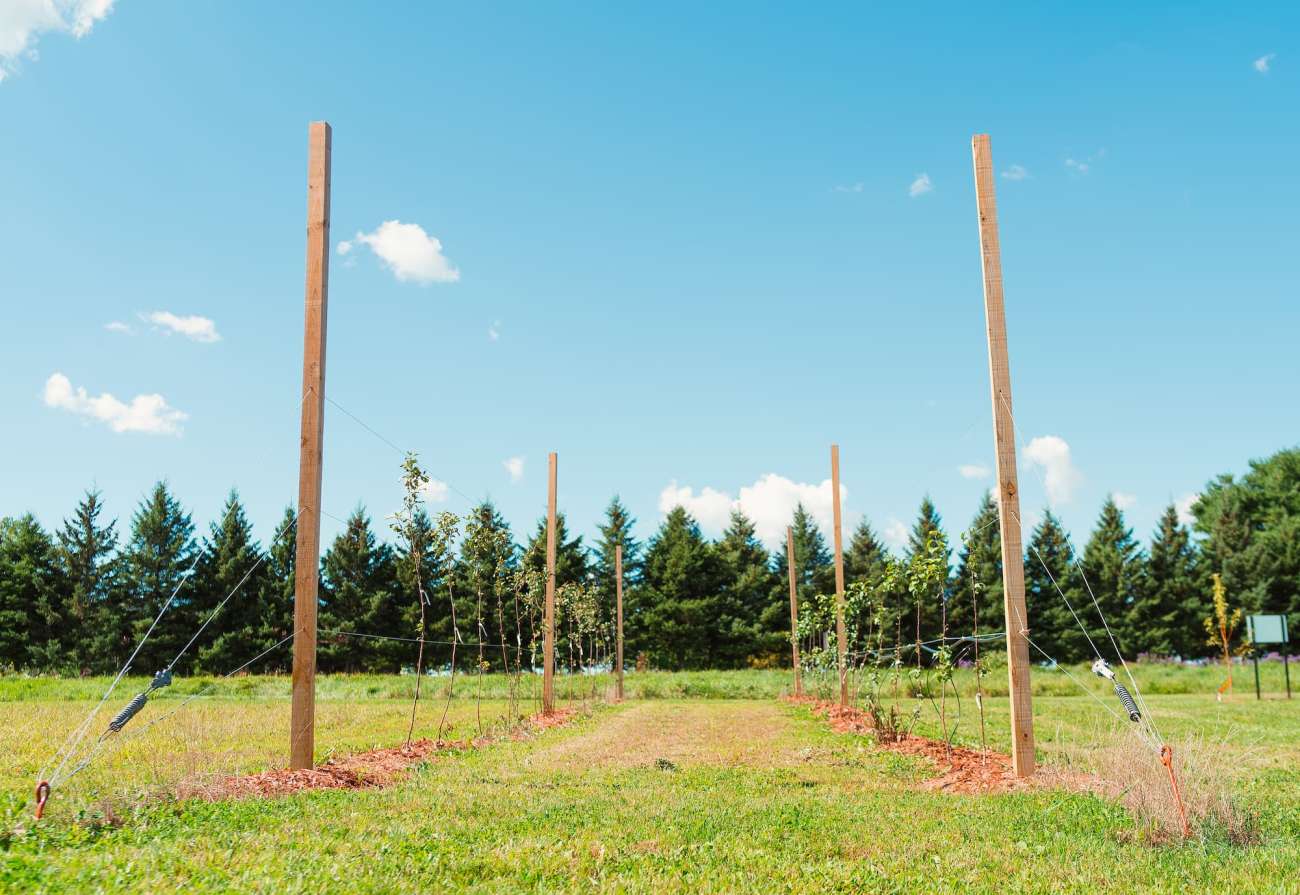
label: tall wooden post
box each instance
[542,452,558,714]
[972,133,1035,776]
[830,444,848,707]
[615,544,624,701]
[290,121,331,770]
[786,526,802,697]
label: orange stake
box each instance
[1160,745,1191,839]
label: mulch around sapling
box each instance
[787,696,1097,795]
[187,706,581,801]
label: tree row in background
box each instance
[2,447,1298,676]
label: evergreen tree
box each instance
[192,490,267,673]
[951,491,1002,642]
[591,495,640,648]
[55,490,121,672]
[771,503,833,598]
[630,507,724,668]
[523,511,589,587]
[1023,511,1088,662]
[1080,497,1144,657]
[453,501,517,671]
[0,515,66,671]
[1132,504,1204,658]
[391,508,460,672]
[119,482,198,673]
[251,506,297,672]
[905,497,950,644]
[319,508,396,672]
[715,509,779,666]
[844,518,889,585]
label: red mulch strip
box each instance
[787,696,1094,795]
[188,707,582,802]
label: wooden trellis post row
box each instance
[542,452,558,714]
[830,444,848,707]
[786,525,801,697]
[291,121,331,770]
[971,133,1035,776]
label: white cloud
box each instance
[104,320,132,334]
[833,182,864,194]
[1254,53,1275,74]
[1112,491,1137,511]
[1024,435,1082,506]
[0,0,114,82]
[908,173,933,198]
[1001,164,1030,181]
[343,220,459,285]
[883,518,909,551]
[142,311,221,343]
[43,371,186,436]
[1175,493,1198,526]
[1064,158,1090,174]
[657,472,848,548]
[488,320,501,342]
[658,481,734,534]
[420,479,449,502]
[503,456,525,483]
[959,463,991,480]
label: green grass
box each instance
[2,669,1297,893]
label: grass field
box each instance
[3,667,1297,893]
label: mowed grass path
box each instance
[3,690,1298,894]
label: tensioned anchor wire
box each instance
[996,390,1163,745]
[48,511,302,788]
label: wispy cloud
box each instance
[142,311,221,343]
[833,182,864,194]
[959,463,991,480]
[503,456,525,483]
[1175,493,1198,526]
[104,321,132,335]
[0,0,115,83]
[908,173,933,198]
[1025,435,1082,505]
[1112,491,1137,511]
[488,320,501,342]
[43,372,187,436]
[1065,149,1105,176]
[339,220,459,285]
[1254,53,1276,74]
[1001,164,1030,181]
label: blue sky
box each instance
[2,2,1296,558]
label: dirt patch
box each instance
[188,708,580,801]
[789,697,1097,795]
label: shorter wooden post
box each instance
[786,526,801,697]
[831,444,848,707]
[542,452,558,714]
[615,545,624,701]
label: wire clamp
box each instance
[34,780,50,820]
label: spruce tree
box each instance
[771,503,833,598]
[319,508,396,672]
[591,496,640,644]
[453,501,517,672]
[1023,511,1088,662]
[1132,504,1203,658]
[0,515,66,671]
[55,490,122,672]
[1080,497,1144,658]
[631,507,724,668]
[715,509,779,666]
[192,490,266,673]
[252,506,297,671]
[119,482,198,673]
[951,491,1002,642]
[904,497,950,644]
[844,518,888,586]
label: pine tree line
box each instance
[2,447,1297,674]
